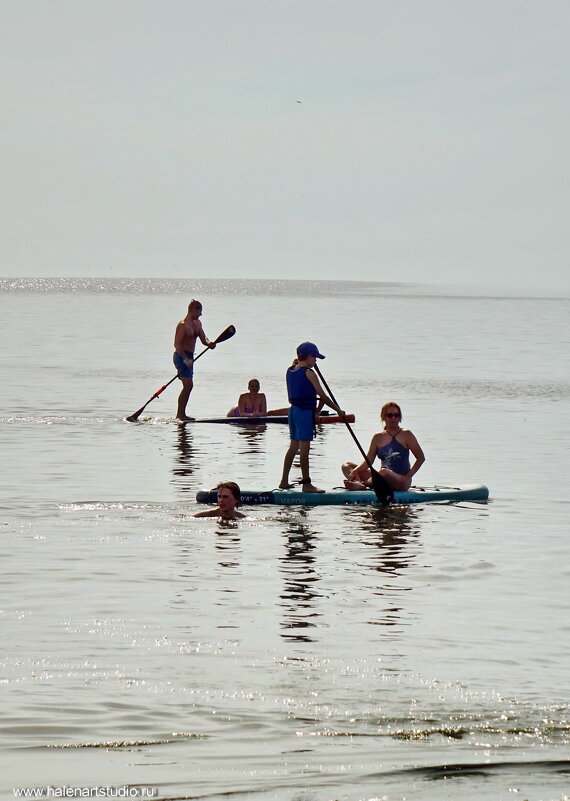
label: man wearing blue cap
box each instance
[279,342,345,493]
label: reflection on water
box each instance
[359,505,423,575]
[235,424,267,454]
[214,527,242,569]
[346,506,421,577]
[343,505,423,631]
[171,425,197,492]
[278,511,321,643]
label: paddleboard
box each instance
[196,484,489,506]
[187,414,355,425]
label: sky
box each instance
[2,0,569,293]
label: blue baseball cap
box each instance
[297,341,325,360]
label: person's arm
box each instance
[403,431,425,482]
[197,321,216,349]
[306,370,345,416]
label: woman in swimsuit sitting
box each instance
[227,378,267,418]
[342,401,425,491]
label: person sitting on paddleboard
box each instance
[173,299,216,421]
[342,402,425,492]
[227,378,267,417]
[279,342,345,494]
[193,482,245,519]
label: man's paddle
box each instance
[126,325,236,422]
[314,364,393,505]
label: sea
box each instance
[1,277,569,801]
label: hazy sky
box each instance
[2,0,569,292]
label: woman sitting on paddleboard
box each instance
[227,379,267,417]
[342,402,425,492]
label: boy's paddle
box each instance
[126,325,236,422]
[314,364,393,505]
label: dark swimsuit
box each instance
[376,433,410,475]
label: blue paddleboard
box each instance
[196,484,489,507]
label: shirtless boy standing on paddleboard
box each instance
[173,299,215,421]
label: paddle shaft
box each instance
[314,365,392,504]
[313,364,373,470]
[126,325,235,422]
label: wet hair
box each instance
[216,481,241,504]
[188,299,202,311]
[248,378,260,389]
[380,401,402,422]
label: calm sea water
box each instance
[1,278,569,801]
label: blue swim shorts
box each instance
[288,406,315,441]
[173,351,194,379]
